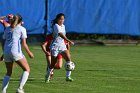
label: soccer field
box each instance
[0,46,140,93]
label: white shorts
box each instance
[51,45,67,57]
[4,52,24,62]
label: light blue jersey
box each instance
[3,25,27,62]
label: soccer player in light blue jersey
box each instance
[0,14,13,61]
[1,15,34,93]
[45,13,75,82]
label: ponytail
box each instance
[10,15,18,28]
[10,14,23,28]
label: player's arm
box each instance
[0,20,4,23]
[0,16,7,19]
[41,42,50,56]
[66,42,70,50]
[58,32,74,45]
[21,26,34,58]
[0,16,7,23]
[0,16,10,29]
[22,39,34,58]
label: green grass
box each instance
[0,46,140,93]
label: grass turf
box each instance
[0,46,140,93]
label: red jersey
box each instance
[44,34,68,59]
[44,34,53,51]
[3,20,10,29]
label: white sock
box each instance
[19,71,29,90]
[2,75,10,92]
[66,61,72,78]
[66,71,71,78]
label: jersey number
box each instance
[7,32,13,41]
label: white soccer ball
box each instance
[65,62,75,71]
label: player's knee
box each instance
[58,64,63,69]
[26,68,30,73]
[64,56,71,62]
[54,62,63,69]
[23,67,30,73]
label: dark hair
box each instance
[16,14,22,24]
[51,13,65,28]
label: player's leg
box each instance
[61,50,73,81]
[45,55,57,82]
[47,54,63,80]
[45,55,54,80]
[16,57,30,93]
[45,49,59,82]
[61,50,71,61]
[45,55,51,73]
[54,54,63,69]
[45,54,63,81]
[2,62,13,93]
[46,55,51,68]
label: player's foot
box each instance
[45,79,50,83]
[16,88,24,93]
[2,90,6,93]
[45,73,50,83]
[66,77,73,82]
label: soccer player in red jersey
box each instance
[0,14,13,29]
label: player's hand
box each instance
[45,52,51,56]
[69,41,74,45]
[28,52,34,59]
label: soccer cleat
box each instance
[45,79,50,83]
[2,90,6,93]
[45,73,50,83]
[45,68,54,83]
[66,77,74,82]
[16,88,24,93]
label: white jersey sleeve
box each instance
[55,24,63,33]
[21,27,27,39]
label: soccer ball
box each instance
[65,62,75,71]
